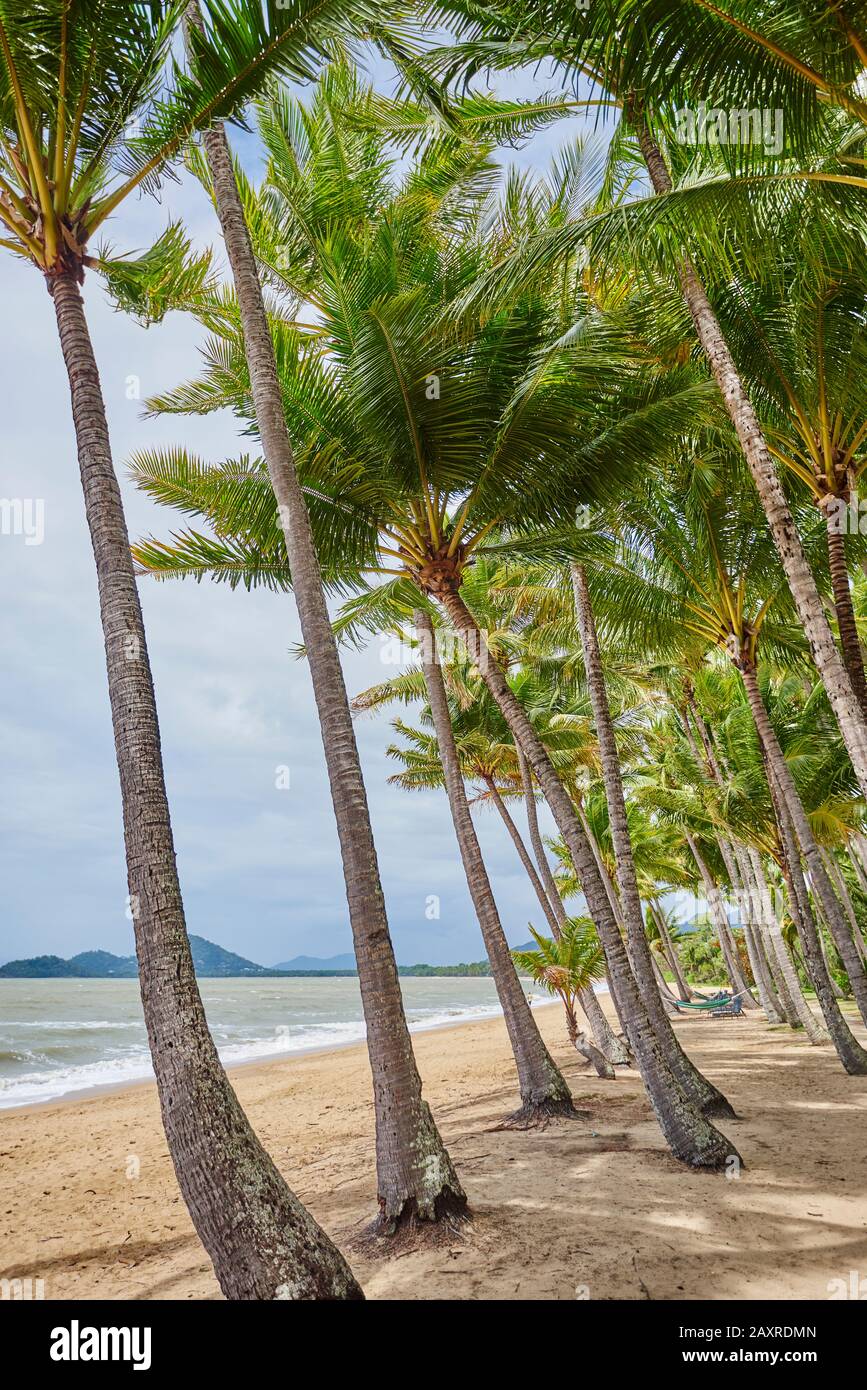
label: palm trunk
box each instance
[725,845,784,1023]
[821,849,867,968]
[517,749,631,1064]
[570,564,735,1118]
[826,517,867,719]
[414,610,575,1121]
[712,839,762,1010]
[190,27,464,1231]
[766,763,867,1074]
[48,271,361,1300]
[650,901,693,1003]
[564,996,616,1078]
[436,583,738,1169]
[685,832,754,1003]
[485,777,563,936]
[635,122,867,800]
[746,847,826,1040]
[739,660,867,1028]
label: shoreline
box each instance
[3,996,866,1300]
[0,994,561,1118]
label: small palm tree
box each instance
[512,922,617,1077]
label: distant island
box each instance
[0,937,532,979]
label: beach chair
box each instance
[709,993,745,1018]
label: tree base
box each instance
[701,1093,738,1121]
[356,1190,470,1253]
[493,1097,590,1131]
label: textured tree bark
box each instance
[766,764,867,1074]
[187,19,465,1231]
[437,584,739,1168]
[569,565,735,1119]
[513,749,631,1064]
[826,518,867,720]
[414,610,575,1121]
[739,661,867,1028]
[49,272,362,1300]
[635,122,867,801]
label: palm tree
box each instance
[376,605,578,1122]
[512,922,615,1078]
[604,459,867,1070]
[375,636,622,1078]
[128,93,737,1167]
[177,21,465,1234]
[415,1,867,796]
[0,0,375,1298]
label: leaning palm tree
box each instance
[413,2,867,796]
[177,23,466,1234]
[376,613,578,1122]
[0,0,379,1298]
[129,98,737,1168]
[604,455,867,1071]
[512,922,614,1078]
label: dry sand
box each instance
[2,997,866,1301]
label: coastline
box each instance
[2,996,866,1301]
[1,995,560,1117]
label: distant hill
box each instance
[1,938,538,979]
[274,952,358,972]
[0,936,291,979]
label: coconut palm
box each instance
[174,22,467,1232]
[359,605,578,1122]
[127,83,737,1167]
[412,1,867,797]
[0,0,390,1298]
[372,644,625,1070]
[600,456,867,1070]
[512,922,613,1077]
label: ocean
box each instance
[0,975,541,1111]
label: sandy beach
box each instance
[2,997,866,1301]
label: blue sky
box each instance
[0,50,649,969]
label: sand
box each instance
[2,996,866,1301]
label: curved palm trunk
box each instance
[636,123,867,800]
[517,749,631,1064]
[191,48,464,1232]
[826,519,867,720]
[437,584,738,1169]
[766,763,867,1074]
[745,847,826,1039]
[570,565,735,1118]
[49,272,361,1300]
[561,994,616,1077]
[414,610,575,1121]
[739,661,867,1028]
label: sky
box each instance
[0,47,653,970]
